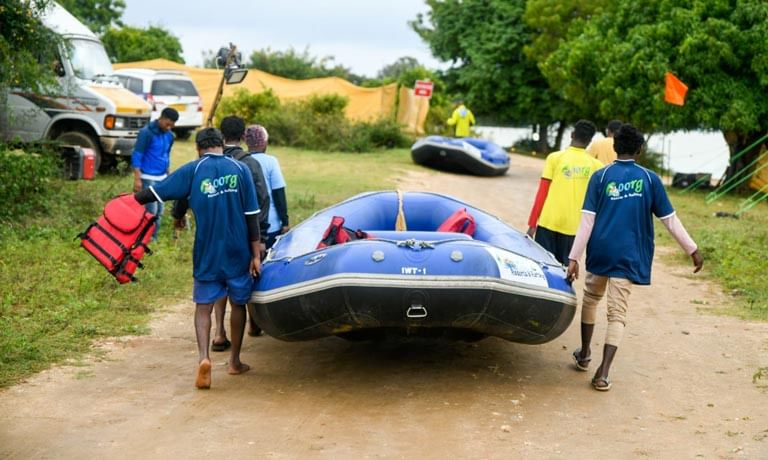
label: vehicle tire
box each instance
[173,128,192,140]
[55,131,102,172]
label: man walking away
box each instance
[214,116,270,344]
[245,124,290,250]
[527,120,603,265]
[567,123,703,391]
[134,128,262,389]
[587,119,622,165]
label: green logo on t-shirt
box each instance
[200,175,238,196]
[605,179,643,199]
[561,165,592,178]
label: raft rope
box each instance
[395,190,407,231]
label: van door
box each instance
[2,92,52,142]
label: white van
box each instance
[113,68,203,140]
[0,2,151,171]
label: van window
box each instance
[116,76,142,94]
[126,77,143,94]
[69,39,113,80]
[151,80,199,96]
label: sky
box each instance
[121,0,444,77]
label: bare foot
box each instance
[195,359,212,389]
[228,362,251,375]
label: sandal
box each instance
[572,348,591,371]
[592,376,612,391]
[211,338,231,352]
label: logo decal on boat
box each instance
[401,266,427,275]
[485,248,548,287]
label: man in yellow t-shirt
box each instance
[586,119,622,165]
[526,119,603,264]
[446,100,475,137]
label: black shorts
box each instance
[534,226,575,265]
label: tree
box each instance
[523,0,607,74]
[201,49,217,69]
[57,0,125,35]
[247,46,363,83]
[411,0,578,151]
[102,25,184,64]
[0,0,59,98]
[366,57,452,135]
[377,56,422,80]
[539,0,768,182]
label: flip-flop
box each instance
[592,376,612,391]
[572,348,591,371]
[211,339,231,352]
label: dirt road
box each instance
[2,155,767,459]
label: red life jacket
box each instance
[78,194,157,284]
[316,216,370,249]
[436,207,476,236]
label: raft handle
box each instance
[406,304,428,318]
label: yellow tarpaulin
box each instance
[113,59,401,123]
[396,86,430,135]
[748,146,768,191]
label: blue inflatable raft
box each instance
[251,191,575,343]
[411,136,510,176]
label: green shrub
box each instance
[305,93,348,115]
[215,89,411,152]
[260,104,303,147]
[347,119,412,151]
[425,103,454,137]
[213,87,280,126]
[0,145,61,223]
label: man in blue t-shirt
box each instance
[566,123,703,392]
[134,128,262,390]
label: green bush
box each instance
[305,93,348,115]
[213,87,280,127]
[0,145,61,223]
[348,119,411,150]
[215,90,411,152]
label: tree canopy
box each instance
[376,56,422,80]
[102,25,184,64]
[414,0,768,165]
[57,0,124,35]
[411,0,580,150]
[0,0,59,96]
[247,46,363,84]
[538,0,768,162]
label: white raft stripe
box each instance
[251,273,576,305]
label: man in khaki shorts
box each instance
[566,123,703,391]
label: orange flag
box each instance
[664,72,688,106]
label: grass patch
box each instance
[659,188,768,321]
[0,140,417,388]
[273,146,417,222]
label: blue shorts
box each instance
[193,272,254,305]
